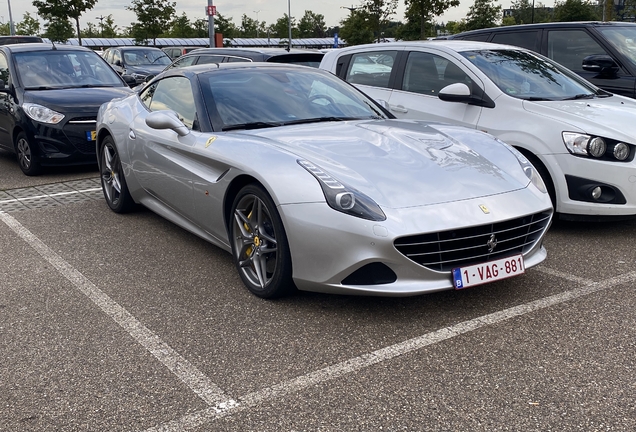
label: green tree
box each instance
[298,10,327,37]
[444,20,467,34]
[508,0,553,24]
[239,14,258,37]
[364,0,398,42]
[102,14,119,37]
[32,0,97,46]
[16,13,41,36]
[616,0,636,21]
[168,12,193,37]
[43,16,75,43]
[214,14,238,38]
[339,9,374,46]
[464,0,502,31]
[404,0,460,40]
[272,15,298,39]
[127,0,176,46]
[0,23,9,36]
[81,22,99,38]
[553,0,600,21]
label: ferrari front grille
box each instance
[394,210,552,271]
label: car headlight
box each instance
[562,132,633,161]
[22,103,64,124]
[298,159,386,221]
[496,139,547,194]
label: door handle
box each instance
[390,104,408,113]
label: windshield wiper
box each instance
[280,116,364,126]
[564,93,595,100]
[24,86,57,90]
[222,121,283,131]
[521,96,554,101]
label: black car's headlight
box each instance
[562,132,633,162]
[22,103,64,124]
[298,159,386,221]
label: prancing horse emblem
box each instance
[487,234,498,253]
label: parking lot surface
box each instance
[1,154,635,431]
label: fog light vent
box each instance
[341,263,397,285]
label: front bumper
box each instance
[280,186,552,296]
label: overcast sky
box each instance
[5,0,517,34]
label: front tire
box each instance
[230,184,294,298]
[99,136,135,213]
[15,132,41,176]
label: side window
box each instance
[402,51,473,95]
[112,50,122,65]
[457,33,490,42]
[196,55,225,65]
[225,56,251,63]
[167,55,198,70]
[491,31,539,51]
[0,54,9,87]
[345,50,397,88]
[146,77,198,130]
[547,30,609,71]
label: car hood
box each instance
[522,95,636,141]
[124,64,166,75]
[24,87,132,113]
[247,119,529,209]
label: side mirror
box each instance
[114,59,122,67]
[582,55,619,76]
[438,83,471,103]
[146,110,189,136]
[121,74,137,86]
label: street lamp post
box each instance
[96,15,105,37]
[254,10,260,37]
[287,0,292,51]
[7,0,15,36]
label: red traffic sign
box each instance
[206,5,217,16]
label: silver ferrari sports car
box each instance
[96,63,553,298]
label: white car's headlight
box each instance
[298,159,386,221]
[22,103,64,124]
[562,132,633,161]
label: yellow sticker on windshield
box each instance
[205,136,217,148]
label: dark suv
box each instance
[164,47,324,70]
[447,21,636,98]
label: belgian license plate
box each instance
[452,254,525,290]
[86,130,97,141]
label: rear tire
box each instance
[15,132,41,176]
[99,136,135,213]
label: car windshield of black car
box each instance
[16,51,124,89]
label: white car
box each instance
[321,40,636,219]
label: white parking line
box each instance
[146,269,636,431]
[0,187,102,204]
[0,211,234,408]
[5,207,632,432]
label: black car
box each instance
[446,21,636,98]
[163,47,324,72]
[0,43,133,175]
[0,36,43,45]
[103,46,172,86]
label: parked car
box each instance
[162,46,201,60]
[321,40,636,220]
[0,43,132,175]
[445,21,636,98]
[162,47,324,71]
[96,63,552,298]
[102,46,171,86]
[0,36,43,45]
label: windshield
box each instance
[16,50,125,89]
[597,26,636,69]
[201,68,387,131]
[123,49,171,66]
[461,49,601,100]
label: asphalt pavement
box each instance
[1,153,634,431]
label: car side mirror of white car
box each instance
[438,83,471,102]
[146,110,190,136]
